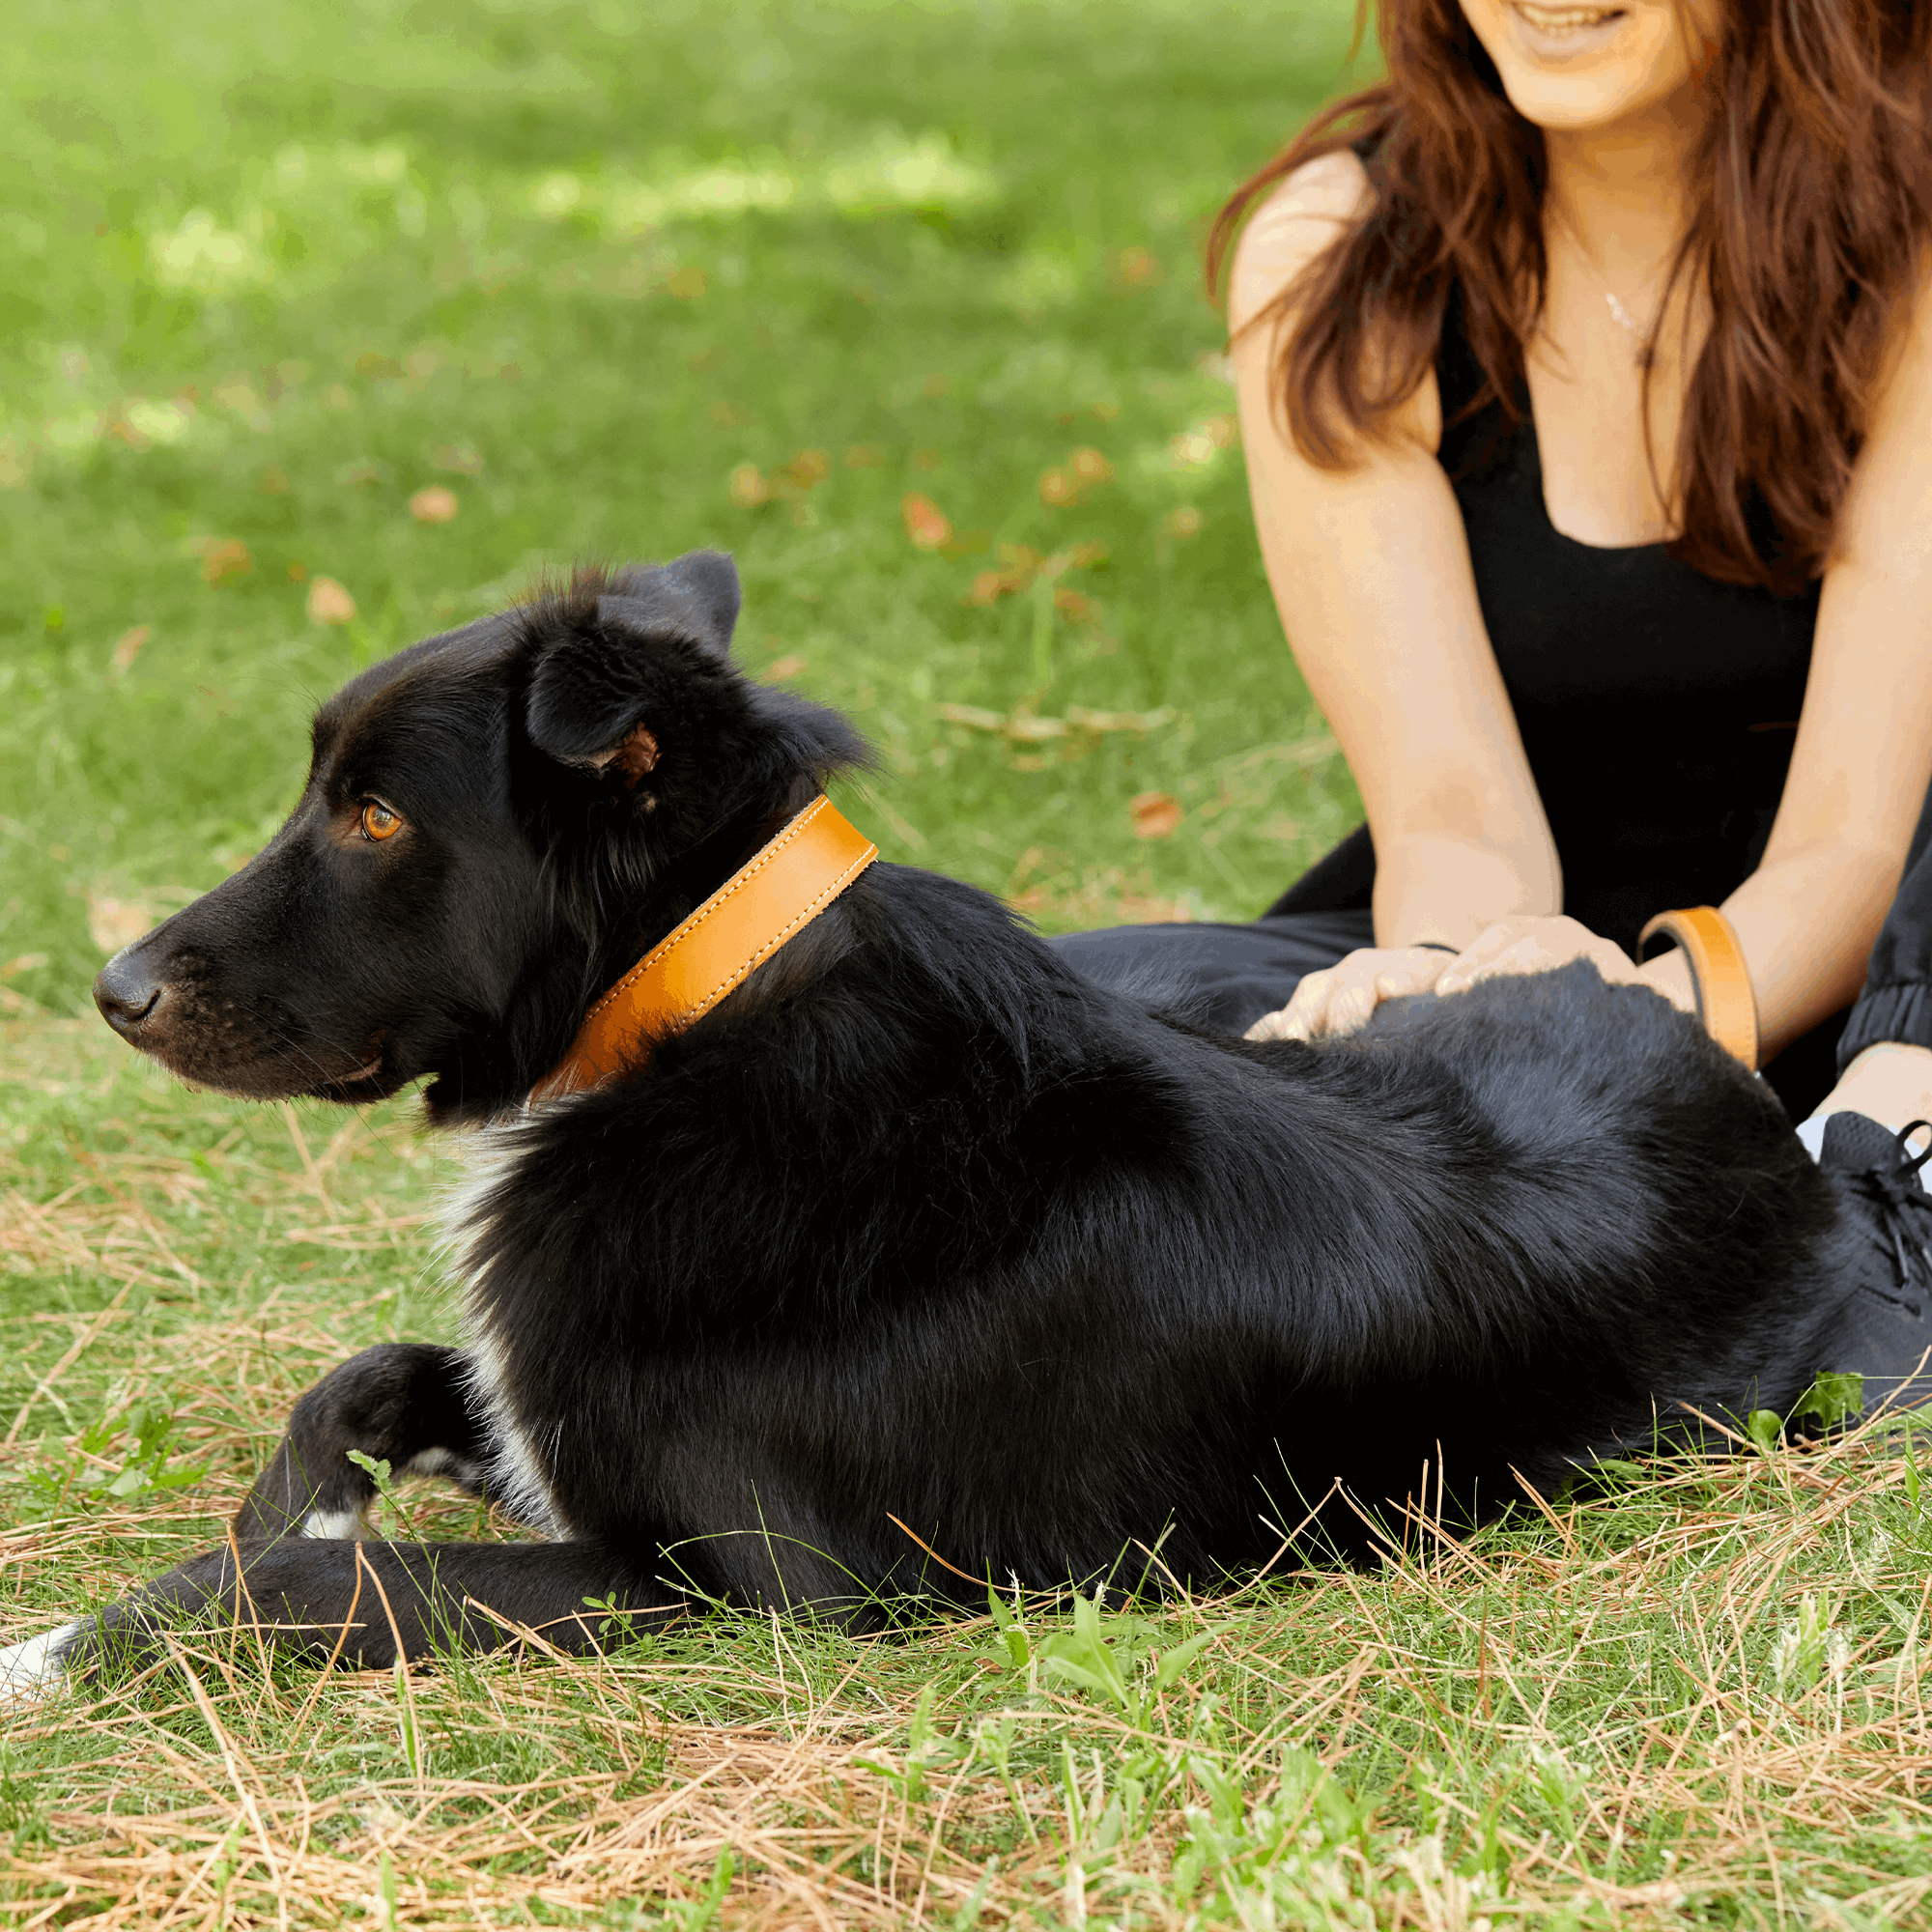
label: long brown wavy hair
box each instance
[1208,1,1932,594]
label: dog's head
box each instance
[94,550,867,1121]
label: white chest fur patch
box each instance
[0,1621,84,1707]
[440,1118,567,1540]
[461,1324,565,1537]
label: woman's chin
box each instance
[1468,2,1700,136]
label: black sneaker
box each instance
[1814,1112,1932,1416]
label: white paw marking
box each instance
[0,1621,84,1709]
[300,1509,367,1540]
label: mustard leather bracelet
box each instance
[1637,905,1760,1070]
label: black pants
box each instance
[1051,779,1932,1118]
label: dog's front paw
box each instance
[0,1620,86,1711]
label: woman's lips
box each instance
[1506,2,1631,58]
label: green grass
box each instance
[6,2,1932,1926]
[1,0,1367,1017]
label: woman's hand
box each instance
[1244,946,1456,1042]
[1244,915,1643,1044]
[1433,915,1642,994]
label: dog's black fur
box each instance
[50,550,1863,1679]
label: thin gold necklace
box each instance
[1551,212,1667,362]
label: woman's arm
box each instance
[1238,162,1932,1058]
[1230,155,1564,1038]
[1699,268,1932,1061]
[1231,156,1561,952]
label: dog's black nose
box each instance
[94,953,163,1035]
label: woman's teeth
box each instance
[1516,3,1625,31]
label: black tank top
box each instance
[1435,295,1818,955]
[1276,290,1821,956]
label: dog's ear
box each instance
[525,623,662,786]
[524,554,742,786]
[660,549,742,651]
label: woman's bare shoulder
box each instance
[1228,148,1436,453]
[1228,149,1376,334]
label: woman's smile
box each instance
[1459,0,1705,132]
[1506,2,1633,57]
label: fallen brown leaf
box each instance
[764,655,808,681]
[307,576,356,625]
[935,703,1172,743]
[197,538,251,584]
[109,626,151,673]
[1129,791,1183,839]
[777,449,830,490]
[1041,451,1114,510]
[409,486,459,524]
[728,464,772,508]
[901,493,952,551]
[1065,706,1173,735]
[936,702,1003,731]
[965,541,1111,609]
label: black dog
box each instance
[1,550,1863,1696]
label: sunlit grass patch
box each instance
[0,0,1371,1010]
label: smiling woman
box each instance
[1051,0,1932,1122]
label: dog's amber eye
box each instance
[360,801,402,841]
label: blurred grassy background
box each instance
[0,0,1370,1022]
